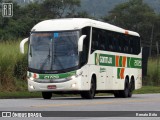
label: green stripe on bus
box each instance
[117,68,121,79]
[95,53,142,69]
[127,57,131,68]
[119,56,122,67]
[28,71,76,79]
[127,57,142,68]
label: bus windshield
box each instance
[28,31,79,72]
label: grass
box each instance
[0,91,41,99]
[0,40,27,91]
[133,86,160,94]
[144,57,160,86]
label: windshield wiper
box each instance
[48,47,51,58]
[51,48,65,71]
[30,45,32,57]
[40,47,51,70]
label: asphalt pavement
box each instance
[0,94,160,120]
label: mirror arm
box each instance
[20,38,28,54]
[78,35,86,52]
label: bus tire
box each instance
[128,79,135,98]
[80,77,96,99]
[128,83,132,98]
[42,92,52,99]
[114,91,121,98]
[119,78,129,98]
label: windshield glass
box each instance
[29,31,79,72]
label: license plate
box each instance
[47,85,56,89]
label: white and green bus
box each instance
[20,18,142,99]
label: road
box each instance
[0,94,160,120]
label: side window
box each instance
[91,28,102,53]
[91,28,141,55]
[111,34,116,52]
[127,36,141,55]
[119,34,124,53]
[134,36,141,54]
[107,32,121,52]
[124,35,129,54]
[108,33,113,51]
[104,31,110,51]
[99,30,106,51]
[127,35,133,54]
[129,36,134,54]
[122,35,141,55]
[91,28,98,53]
[114,33,120,52]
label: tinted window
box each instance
[91,27,141,55]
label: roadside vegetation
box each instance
[144,57,160,86]
[0,41,27,92]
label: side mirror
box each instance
[78,35,86,52]
[20,38,28,54]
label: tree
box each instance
[41,0,80,18]
[103,0,158,48]
[0,0,83,40]
[0,1,23,40]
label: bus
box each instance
[20,18,142,99]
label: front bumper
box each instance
[28,77,81,92]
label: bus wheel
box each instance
[119,79,129,98]
[114,91,120,98]
[128,83,132,98]
[80,78,96,99]
[42,92,52,99]
[128,79,135,98]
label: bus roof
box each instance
[31,18,140,37]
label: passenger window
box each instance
[91,27,140,55]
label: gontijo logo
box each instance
[100,56,112,64]
[95,53,115,66]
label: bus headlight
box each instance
[71,83,76,88]
[28,77,34,81]
[71,75,76,79]
[66,73,81,81]
[66,75,76,81]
